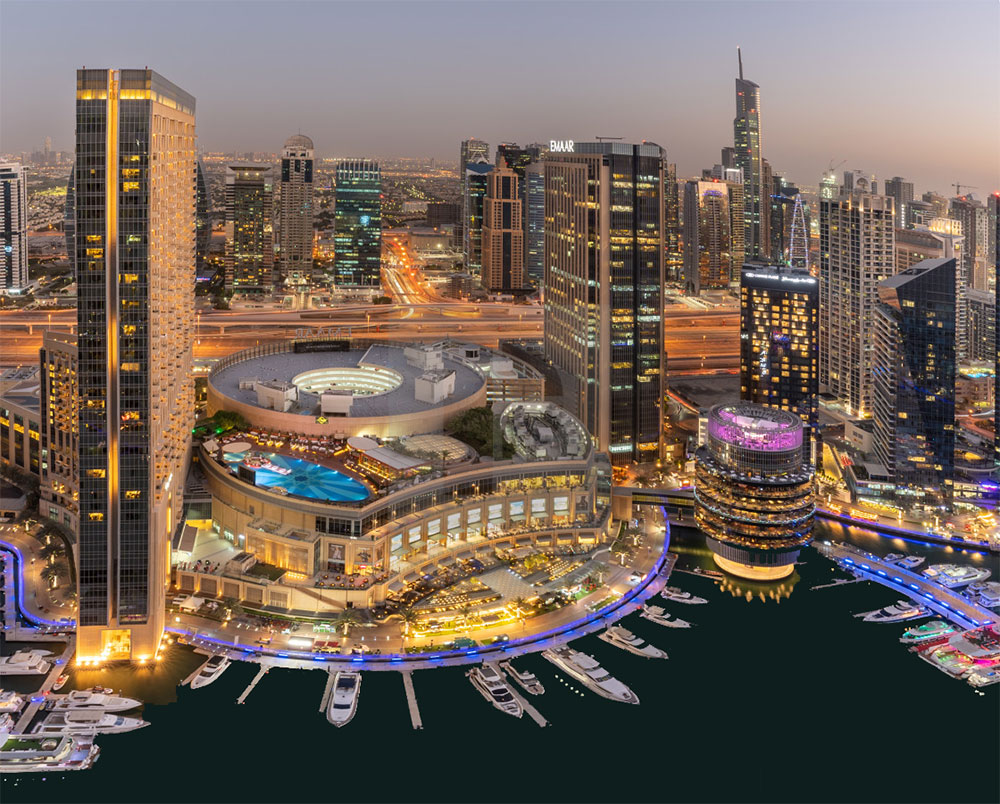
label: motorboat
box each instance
[921,564,991,589]
[33,709,148,735]
[883,553,905,564]
[895,555,925,570]
[52,674,69,691]
[900,620,957,644]
[968,669,1000,687]
[542,647,639,704]
[660,587,707,605]
[0,690,25,713]
[467,664,522,718]
[46,689,141,713]
[640,604,691,628]
[966,581,1000,607]
[0,713,13,734]
[189,654,231,689]
[598,626,668,659]
[859,599,929,623]
[0,650,52,676]
[498,660,545,695]
[326,671,361,727]
[0,735,100,773]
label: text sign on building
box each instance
[549,140,575,153]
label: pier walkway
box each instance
[490,661,547,727]
[401,671,422,729]
[236,665,268,704]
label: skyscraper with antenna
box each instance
[789,194,808,268]
[733,47,769,260]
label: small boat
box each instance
[900,619,957,644]
[498,660,545,695]
[859,599,929,623]
[640,604,691,628]
[467,664,522,718]
[52,674,69,691]
[0,735,100,773]
[968,669,1000,688]
[326,671,361,727]
[0,690,25,713]
[921,564,991,589]
[33,709,148,735]
[599,625,668,659]
[0,713,13,734]
[661,586,707,605]
[190,654,231,689]
[47,689,141,713]
[542,647,639,704]
[895,555,925,570]
[883,553,904,564]
[0,650,52,676]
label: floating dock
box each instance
[236,664,268,705]
[401,671,422,729]
[492,662,548,727]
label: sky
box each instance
[2,0,998,195]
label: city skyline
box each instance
[2,1,998,195]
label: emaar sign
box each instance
[549,140,575,153]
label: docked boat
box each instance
[189,654,231,689]
[640,604,691,628]
[46,689,141,713]
[0,690,25,713]
[467,664,522,718]
[0,735,100,774]
[660,587,707,605]
[968,669,1000,688]
[541,647,639,704]
[326,671,361,727]
[33,709,148,735]
[498,660,545,695]
[599,626,668,659]
[921,563,991,589]
[0,650,52,676]
[0,713,13,734]
[883,553,904,564]
[900,619,957,644]
[966,581,1000,607]
[860,599,929,623]
[895,555,925,570]
[51,674,69,691]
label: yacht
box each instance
[33,709,148,735]
[968,669,1000,688]
[900,620,957,644]
[0,735,100,774]
[189,654,231,689]
[640,604,691,628]
[52,673,69,691]
[466,664,522,718]
[883,553,905,564]
[921,564,991,589]
[966,581,1000,607]
[46,689,141,713]
[599,626,668,659]
[0,690,25,713]
[860,599,929,623]
[660,587,707,605]
[498,660,545,695]
[895,555,925,570]
[542,647,639,704]
[0,650,52,676]
[326,671,361,727]
[0,713,13,734]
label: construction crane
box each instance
[952,182,977,196]
[828,159,846,172]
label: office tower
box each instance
[544,142,666,465]
[278,134,314,281]
[883,176,914,229]
[819,170,839,201]
[457,138,489,251]
[703,164,746,272]
[872,258,955,506]
[333,159,382,286]
[40,331,79,536]
[923,191,950,218]
[842,169,876,195]
[768,177,800,264]
[739,265,819,464]
[663,163,682,282]
[195,159,211,276]
[223,165,275,293]
[733,50,769,259]
[74,68,196,662]
[683,180,732,294]
[524,161,545,289]
[904,199,934,228]
[965,289,995,364]
[992,193,1000,468]
[495,142,540,175]
[481,165,523,292]
[819,188,895,417]
[695,403,814,580]
[463,162,493,276]
[0,163,29,292]
[720,146,736,169]
[789,195,808,268]
[64,166,76,272]
[950,196,991,291]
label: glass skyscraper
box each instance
[0,162,29,291]
[733,49,769,260]
[224,165,274,293]
[278,134,314,282]
[334,159,382,287]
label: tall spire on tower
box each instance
[738,46,743,80]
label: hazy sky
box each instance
[2,0,997,195]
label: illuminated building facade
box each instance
[457,138,489,253]
[223,165,274,292]
[544,142,666,465]
[463,162,492,277]
[74,68,196,662]
[524,160,545,289]
[333,159,382,287]
[739,265,819,464]
[993,193,1000,468]
[872,258,956,506]
[884,176,914,229]
[733,50,769,259]
[481,164,524,292]
[695,403,814,580]
[819,188,895,417]
[196,159,211,276]
[40,332,79,536]
[683,179,732,293]
[0,163,29,291]
[949,195,991,292]
[278,134,314,280]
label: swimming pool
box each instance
[229,452,370,502]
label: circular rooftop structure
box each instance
[706,403,803,476]
[284,133,314,149]
[293,365,403,397]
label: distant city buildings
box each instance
[949,195,992,291]
[224,165,275,293]
[278,134,314,281]
[458,138,489,256]
[0,163,29,291]
[481,164,523,292]
[883,176,914,229]
[334,159,382,287]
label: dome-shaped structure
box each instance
[284,133,314,149]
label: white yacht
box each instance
[189,654,231,689]
[883,553,905,564]
[899,620,956,644]
[599,625,668,659]
[498,660,545,695]
[640,604,691,628]
[47,689,141,713]
[0,650,52,676]
[33,709,148,735]
[326,671,361,727]
[860,599,930,623]
[0,735,100,774]
[542,647,639,704]
[0,690,25,713]
[967,581,1000,607]
[0,712,14,734]
[467,664,522,718]
[895,555,925,570]
[660,587,707,605]
[922,564,991,589]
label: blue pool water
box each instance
[231,452,369,502]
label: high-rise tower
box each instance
[884,176,914,229]
[0,163,29,292]
[683,179,733,294]
[224,165,275,293]
[457,138,490,255]
[481,164,523,292]
[278,134,314,282]
[333,159,382,287]
[74,68,196,662]
[733,49,769,260]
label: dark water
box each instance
[3,523,998,804]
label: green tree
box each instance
[396,607,420,637]
[41,563,60,589]
[335,609,360,636]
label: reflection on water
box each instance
[68,641,204,707]
[716,571,800,603]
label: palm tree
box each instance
[335,609,360,636]
[39,541,61,562]
[511,597,527,620]
[458,604,474,631]
[396,607,420,638]
[40,563,60,589]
